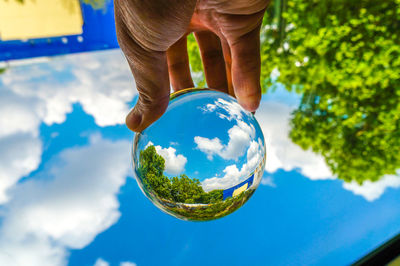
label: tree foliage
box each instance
[138,145,223,204]
[262,0,400,183]
[187,33,207,87]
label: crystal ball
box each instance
[132,88,266,221]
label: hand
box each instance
[115,0,269,132]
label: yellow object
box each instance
[388,256,400,266]
[233,183,248,197]
[0,0,83,41]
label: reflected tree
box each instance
[260,0,400,183]
[138,145,223,204]
[138,145,251,220]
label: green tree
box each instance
[138,145,224,204]
[171,175,205,204]
[260,0,400,183]
[139,145,172,199]
[187,34,206,87]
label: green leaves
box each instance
[187,33,206,87]
[138,145,223,204]
[262,0,400,184]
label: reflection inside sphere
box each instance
[132,88,266,221]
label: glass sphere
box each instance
[132,88,266,221]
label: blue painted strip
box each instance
[223,174,254,200]
[0,1,119,61]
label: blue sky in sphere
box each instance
[136,90,265,191]
[0,50,399,266]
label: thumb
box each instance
[126,90,170,132]
[123,46,170,132]
[115,5,171,132]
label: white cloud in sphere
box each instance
[194,120,255,161]
[146,142,187,175]
[202,138,264,191]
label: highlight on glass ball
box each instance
[132,88,266,221]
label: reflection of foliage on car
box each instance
[261,0,400,184]
[138,145,223,204]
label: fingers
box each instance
[194,31,228,93]
[114,0,197,132]
[115,7,170,132]
[221,39,234,96]
[229,25,262,112]
[167,36,194,91]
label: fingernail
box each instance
[237,99,260,113]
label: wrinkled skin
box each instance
[115,0,269,132]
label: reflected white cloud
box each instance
[0,50,136,205]
[94,258,110,266]
[1,50,136,127]
[120,262,137,266]
[0,90,42,138]
[0,133,42,204]
[201,98,245,121]
[0,135,130,266]
[195,120,255,161]
[255,101,333,180]
[146,142,187,176]
[94,258,137,266]
[261,176,276,188]
[196,98,256,162]
[202,138,264,191]
[343,174,400,202]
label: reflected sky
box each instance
[132,89,266,221]
[0,50,399,265]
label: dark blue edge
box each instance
[0,0,119,61]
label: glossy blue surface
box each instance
[0,50,399,266]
